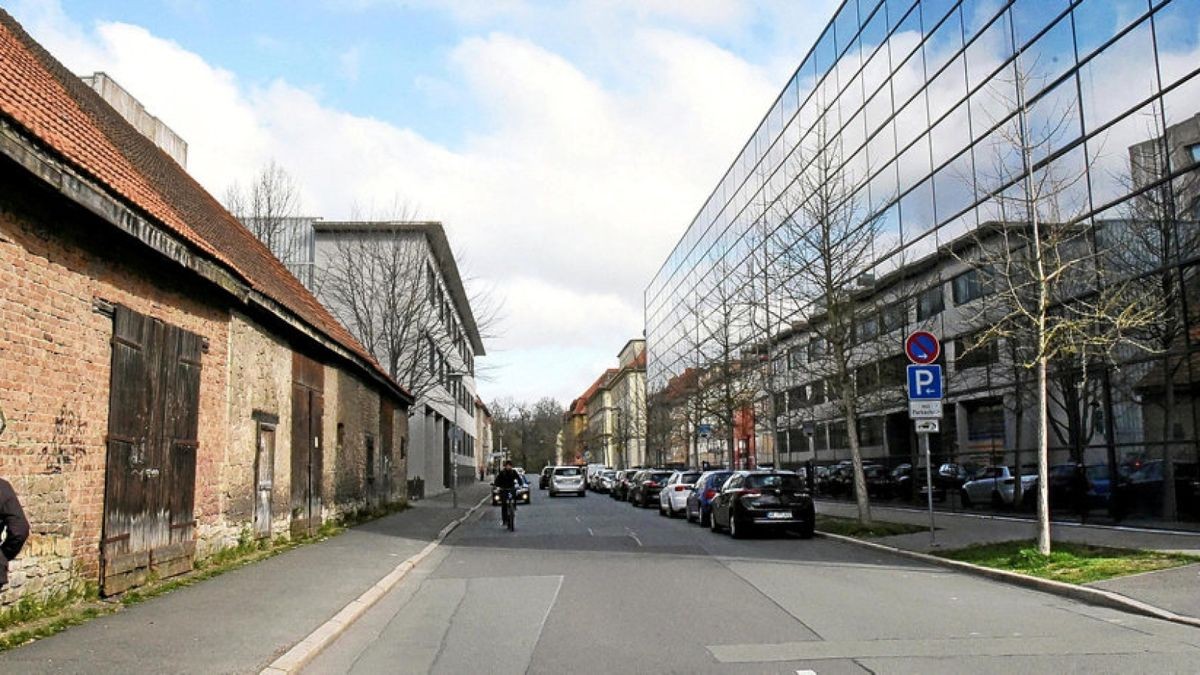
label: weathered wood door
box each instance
[254,424,275,539]
[291,354,324,536]
[101,306,202,595]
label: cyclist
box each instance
[493,460,522,529]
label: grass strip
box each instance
[816,514,930,538]
[935,540,1200,585]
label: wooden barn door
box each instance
[101,306,202,595]
[291,354,324,536]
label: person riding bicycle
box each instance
[493,460,521,525]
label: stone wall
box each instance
[0,167,229,605]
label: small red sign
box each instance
[905,331,940,364]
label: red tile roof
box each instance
[578,369,616,406]
[0,10,408,401]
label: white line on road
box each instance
[796,670,817,675]
[626,530,643,547]
[575,515,582,523]
[587,528,594,537]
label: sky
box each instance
[7,0,839,406]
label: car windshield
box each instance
[650,472,672,482]
[707,472,733,485]
[555,467,582,476]
[680,472,700,484]
[746,474,804,490]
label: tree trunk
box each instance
[844,396,872,525]
[1037,356,1051,555]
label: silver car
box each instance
[549,466,587,497]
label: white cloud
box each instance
[8,0,824,403]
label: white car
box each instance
[549,466,587,497]
[960,466,1037,507]
[658,470,702,517]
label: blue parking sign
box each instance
[907,365,943,399]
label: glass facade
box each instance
[645,0,1200,517]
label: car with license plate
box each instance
[685,470,733,526]
[658,470,701,517]
[595,469,618,493]
[491,472,531,506]
[709,471,814,538]
[549,465,587,497]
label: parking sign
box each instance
[907,364,943,399]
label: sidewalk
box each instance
[817,500,1200,621]
[0,482,493,675]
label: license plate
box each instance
[767,511,791,520]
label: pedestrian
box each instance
[0,476,30,592]
[479,466,485,482]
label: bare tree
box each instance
[1105,109,1200,520]
[316,202,499,412]
[224,160,308,275]
[959,60,1158,553]
[774,110,886,525]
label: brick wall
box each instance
[0,173,228,605]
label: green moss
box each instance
[936,540,1200,584]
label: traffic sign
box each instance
[907,364,943,399]
[909,400,943,418]
[905,331,941,364]
[914,419,940,433]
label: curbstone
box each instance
[815,530,1200,629]
[260,494,491,674]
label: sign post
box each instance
[906,331,942,546]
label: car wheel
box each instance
[709,508,723,533]
[685,505,695,523]
[728,507,743,538]
[798,519,815,539]
[960,489,972,508]
[699,508,710,528]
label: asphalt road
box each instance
[306,489,1200,674]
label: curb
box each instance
[261,494,491,674]
[816,531,1200,630]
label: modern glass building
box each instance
[645,0,1199,516]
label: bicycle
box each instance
[500,488,517,531]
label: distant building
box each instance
[609,340,647,468]
[81,72,188,167]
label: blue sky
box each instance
[7,0,838,405]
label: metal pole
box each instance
[922,431,936,546]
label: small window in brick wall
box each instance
[365,434,376,486]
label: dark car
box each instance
[710,471,815,538]
[864,464,892,498]
[539,466,553,490]
[628,470,674,507]
[686,470,733,526]
[611,469,639,501]
[491,473,531,506]
[890,463,913,499]
[1127,461,1200,517]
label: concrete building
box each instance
[309,221,485,497]
[0,11,411,603]
[475,397,493,479]
[561,398,588,465]
[582,370,617,467]
[80,72,188,168]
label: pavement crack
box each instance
[429,580,471,670]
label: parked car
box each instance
[539,466,553,490]
[548,465,587,497]
[864,464,892,498]
[595,469,617,494]
[611,469,640,501]
[709,471,815,538]
[628,470,674,507]
[1127,460,1200,517]
[492,472,531,506]
[686,470,733,526]
[890,463,913,499]
[960,465,1037,508]
[659,470,701,517]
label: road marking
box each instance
[575,515,582,523]
[260,494,491,674]
[626,529,643,547]
[708,635,1198,663]
[796,670,817,675]
[587,528,594,537]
